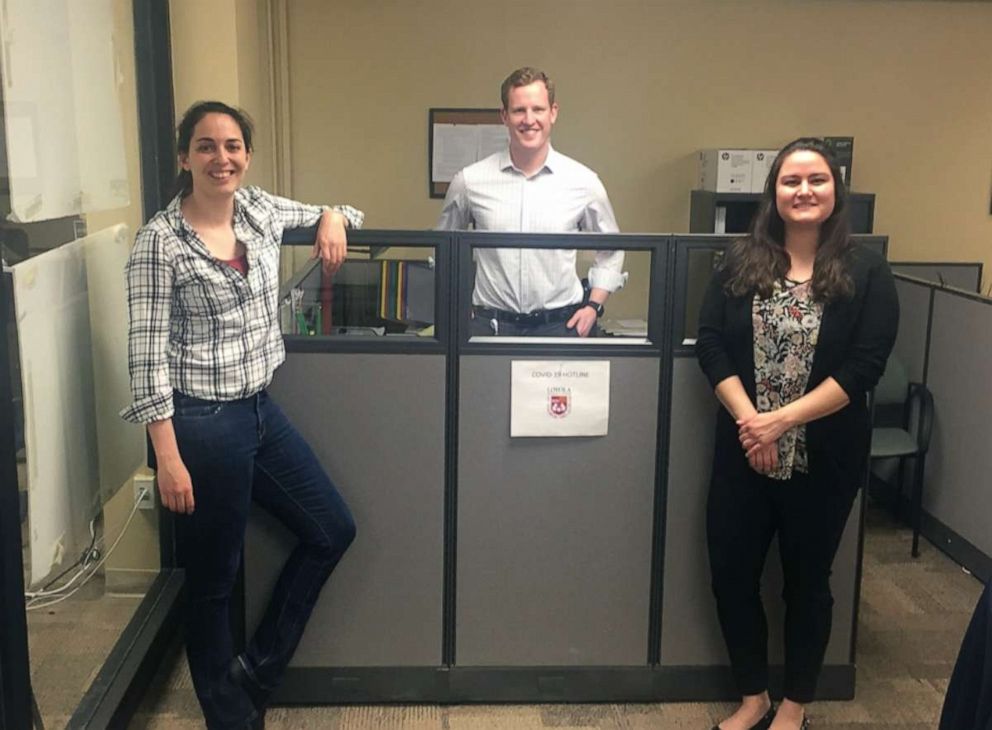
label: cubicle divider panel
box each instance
[659,359,860,698]
[250,354,447,671]
[891,262,983,294]
[455,355,659,667]
[892,276,934,384]
[659,358,722,666]
[921,290,992,566]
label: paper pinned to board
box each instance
[431,123,508,183]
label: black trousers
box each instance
[469,311,598,337]
[706,467,858,703]
[939,581,992,730]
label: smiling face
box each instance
[500,81,558,163]
[178,112,251,198]
[775,150,836,229]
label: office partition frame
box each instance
[0,272,32,730]
[246,233,871,704]
[887,273,992,582]
[890,261,984,294]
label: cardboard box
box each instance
[750,149,778,193]
[698,149,752,193]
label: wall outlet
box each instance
[133,474,156,510]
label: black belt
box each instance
[472,303,581,326]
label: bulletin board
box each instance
[428,108,506,198]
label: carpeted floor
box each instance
[123,503,984,729]
[27,575,143,729]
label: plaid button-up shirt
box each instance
[121,186,363,424]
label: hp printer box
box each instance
[698,149,752,193]
[750,150,779,193]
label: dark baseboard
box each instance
[868,476,991,582]
[921,513,992,583]
[272,664,855,704]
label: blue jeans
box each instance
[169,390,355,729]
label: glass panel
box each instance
[465,246,651,342]
[280,245,437,338]
[682,247,725,345]
[0,0,156,724]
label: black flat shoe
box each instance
[712,706,776,730]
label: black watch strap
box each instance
[585,301,605,318]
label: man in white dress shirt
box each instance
[436,67,626,337]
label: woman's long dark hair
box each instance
[723,137,853,302]
[173,101,255,198]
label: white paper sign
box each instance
[510,360,610,437]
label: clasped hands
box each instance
[737,409,793,475]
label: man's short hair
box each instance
[500,67,555,109]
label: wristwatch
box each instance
[584,301,605,318]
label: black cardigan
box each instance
[695,244,899,489]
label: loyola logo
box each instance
[547,387,571,418]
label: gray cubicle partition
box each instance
[255,354,447,667]
[245,232,452,702]
[456,355,658,668]
[446,232,668,701]
[241,231,878,704]
[891,262,984,294]
[891,276,933,383]
[872,274,992,581]
[920,289,992,579]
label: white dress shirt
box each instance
[435,147,626,313]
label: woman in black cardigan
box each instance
[696,138,898,730]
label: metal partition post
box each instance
[453,232,667,681]
[0,273,32,730]
[647,235,675,664]
[133,0,176,223]
[442,232,459,666]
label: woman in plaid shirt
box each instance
[122,101,363,730]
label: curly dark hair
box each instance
[723,137,853,302]
[173,100,255,198]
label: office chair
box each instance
[870,357,935,557]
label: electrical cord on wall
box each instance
[24,519,100,599]
[25,487,149,611]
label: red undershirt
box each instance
[223,254,249,276]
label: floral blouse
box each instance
[752,278,823,480]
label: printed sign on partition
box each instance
[510,360,610,437]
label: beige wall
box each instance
[169,0,276,192]
[268,0,991,294]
